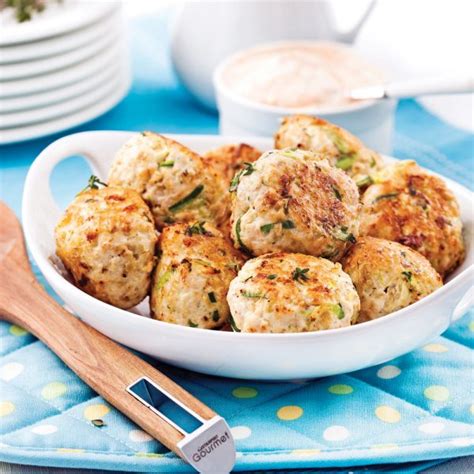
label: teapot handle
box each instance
[336,0,376,43]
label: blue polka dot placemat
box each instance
[0,312,473,472]
[1,11,473,473]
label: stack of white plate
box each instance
[0,0,130,145]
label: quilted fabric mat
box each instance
[1,11,474,473]
[0,308,473,472]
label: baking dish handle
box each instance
[22,131,134,259]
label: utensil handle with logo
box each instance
[0,201,235,473]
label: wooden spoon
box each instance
[0,201,235,473]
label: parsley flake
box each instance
[292,267,309,282]
[79,175,107,194]
[186,221,207,236]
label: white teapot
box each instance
[171,0,375,109]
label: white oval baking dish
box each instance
[22,132,473,380]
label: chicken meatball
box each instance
[227,252,360,333]
[203,143,262,238]
[230,148,360,260]
[359,160,465,278]
[150,222,244,329]
[203,143,262,184]
[342,237,442,322]
[274,115,383,184]
[108,132,225,229]
[55,184,157,309]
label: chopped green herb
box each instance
[242,162,256,176]
[229,162,256,191]
[281,219,296,229]
[347,233,357,244]
[186,221,207,236]
[402,271,412,282]
[91,419,106,428]
[242,291,264,298]
[335,155,355,171]
[333,303,345,320]
[78,175,107,194]
[156,270,173,289]
[332,186,342,200]
[267,274,277,280]
[260,220,295,234]
[370,156,377,167]
[356,176,374,188]
[235,216,252,254]
[327,130,350,154]
[163,215,175,224]
[281,149,302,159]
[335,227,356,244]
[260,223,274,234]
[188,320,198,328]
[4,0,54,23]
[169,185,204,212]
[229,314,240,332]
[243,275,253,283]
[229,172,241,192]
[212,310,220,322]
[373,192,399,203]
[292,267,309,282]
[208,292,217,303]
[159,160,174,168]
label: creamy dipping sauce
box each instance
[221,42,385,110]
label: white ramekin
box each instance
[213,41,397,154]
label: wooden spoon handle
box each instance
[3,272,217,449]
[0,201,235,471]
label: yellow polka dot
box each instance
[424,385,450,402]
[41,382,67,400]
[328,384,353,395]
[232,387,258,399]
[371,443,398,451]
[277,405,303,421]
[135,452,164,458]
[375,405,401,423]
[9,325,27,337]
[56,448,85,454]
[84,404,110,421]
[0,401,15,417]
[469,322,474,332]
[292,449,321,456]
[423,343,448,353]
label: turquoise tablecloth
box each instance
[1,13,473,474]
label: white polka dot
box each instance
[377,365,401,379]
[418,422,445,435]
[129,429,153,442]
[0,362,24,382]
[31,424,58,435]
[231,426,251,440]
[451,437,474,447]
[323,425,350,442]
